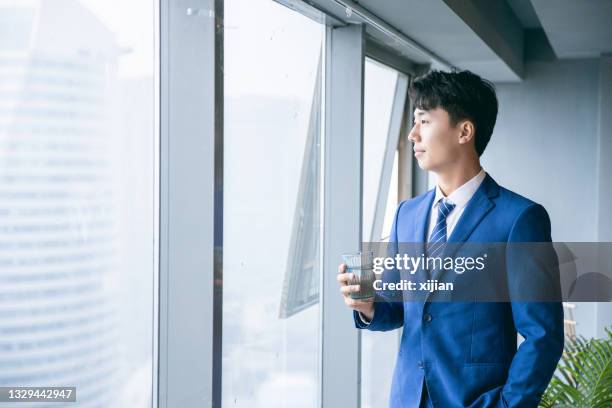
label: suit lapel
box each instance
[428,174,500,289]
[414,189,436,249]
[447,189,494,245]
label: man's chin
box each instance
[415,159,431,171]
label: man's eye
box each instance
[421,120,429,124]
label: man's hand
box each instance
[337,263,374,321]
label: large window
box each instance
[0,0,157,406]
[223,0,323,406]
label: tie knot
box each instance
[438,198,455,218]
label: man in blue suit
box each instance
[338,71,564,407]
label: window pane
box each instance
[361,59,402,408]
[362,59,398,241]
[0,0,157,406]
[381,150,399,242]
[223,0,323,406]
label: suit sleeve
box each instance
[500,204,564,407]
[353,200,405,331]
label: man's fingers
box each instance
[337,263,374,313]
[336,272,353,284]
[340,284,360,295]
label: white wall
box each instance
[482,57,611,338]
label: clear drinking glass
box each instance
[342,251,375,300]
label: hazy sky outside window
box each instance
[223,0,323,406]
[0,0,156,406]
[362,58,399,242]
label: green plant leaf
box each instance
[540,327,612,408]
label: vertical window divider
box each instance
[320,23,365,408]
[158,0,222,407]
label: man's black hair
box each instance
[409,70,498,156]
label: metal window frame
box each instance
[158,1,222,407]
[321,23,365,408]
[365,40,422,79]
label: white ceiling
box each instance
[531,0,612,59]
[295,0,612,82]
[355,0,525,81]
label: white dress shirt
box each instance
[427,168,486,240]
[358,168,487,325]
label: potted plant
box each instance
[539,327,612,407]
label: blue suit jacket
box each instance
[354,173,564,408]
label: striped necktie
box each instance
[427,198,456,260]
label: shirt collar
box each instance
[433,168,486,210]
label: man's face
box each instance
[408,107,462,172]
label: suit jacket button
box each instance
[424,313,432,322]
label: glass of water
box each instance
[341,251,375,300]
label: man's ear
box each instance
[457,120,475,145]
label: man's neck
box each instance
[436,162,482,197]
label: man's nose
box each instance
[408,124,420,143]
